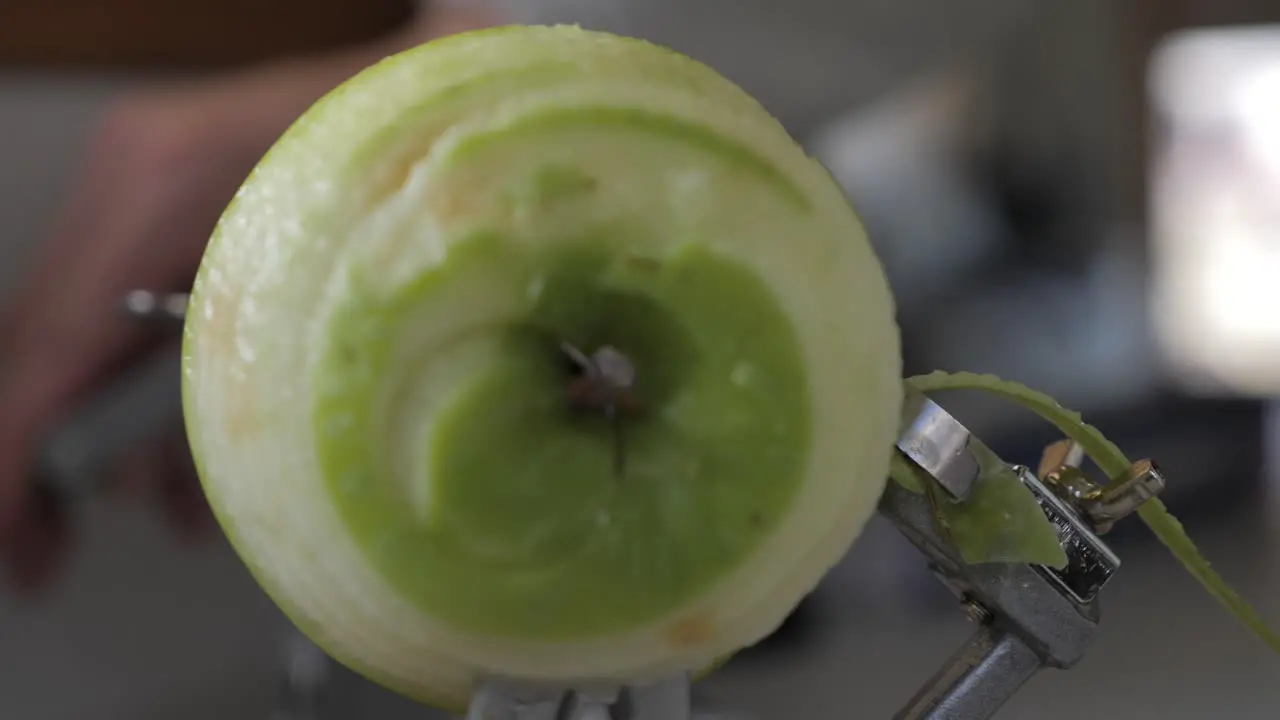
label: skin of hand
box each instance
[0,4,500,594]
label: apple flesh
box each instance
[316,236,812,640]
[182,25,901,709]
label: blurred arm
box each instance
[0,0,498,591]
[0,0,419,70]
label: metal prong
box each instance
[123,290,188,324]
[561,343,639,479]
[466,683,568,720]
[465,676,692,720]
[271,630,331,720]
[626,674,693,720]
[561,342,594,373]
[591,346,636,392]
[610,408,626,478]
[593,346,636,479]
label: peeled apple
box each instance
[182,25,903,709]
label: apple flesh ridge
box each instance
[181,25,902,710]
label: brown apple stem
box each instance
[561,342,640,478]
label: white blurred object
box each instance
[1148,25,1280,397]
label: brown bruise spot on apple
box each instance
[505,165,597,214]
[363,166,415,209]
[192,283,236,363]
[429,187,485,224]
[222,383,264,442]
[429,191,461,221]
[356,117,462,211]
[362,142,433,208]
[193,281,262,442]
[665,609,717,649]
[624,254,664,273]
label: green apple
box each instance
[184,24,1280,709]
[182,24,901,710]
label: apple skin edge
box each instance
[181,25,902,710]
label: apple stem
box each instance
[561,342,640,478]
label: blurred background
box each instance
[1,0,1279,718]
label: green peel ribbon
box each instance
[889,407,1068,570]
[903,370,1280,655]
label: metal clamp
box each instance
[466,675,694,720]
[1038,440,1167,535]
[883,393,1165,719]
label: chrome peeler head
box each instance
[465,674,694,720]
[882,391,1173,720]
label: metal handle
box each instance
[33,291,189,499]
[892,624,1042,720]
[465,675,693,720]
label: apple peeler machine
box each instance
[32,290,1167,720]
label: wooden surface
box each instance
[0,0,416,70]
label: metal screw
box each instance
[961,598,993,625]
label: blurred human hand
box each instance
[0,5,498,593]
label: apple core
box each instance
[314,237,811,639]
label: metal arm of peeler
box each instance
[882,391,1165,719]
[33,291,1165,720]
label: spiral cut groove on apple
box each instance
[182,25,903,709]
